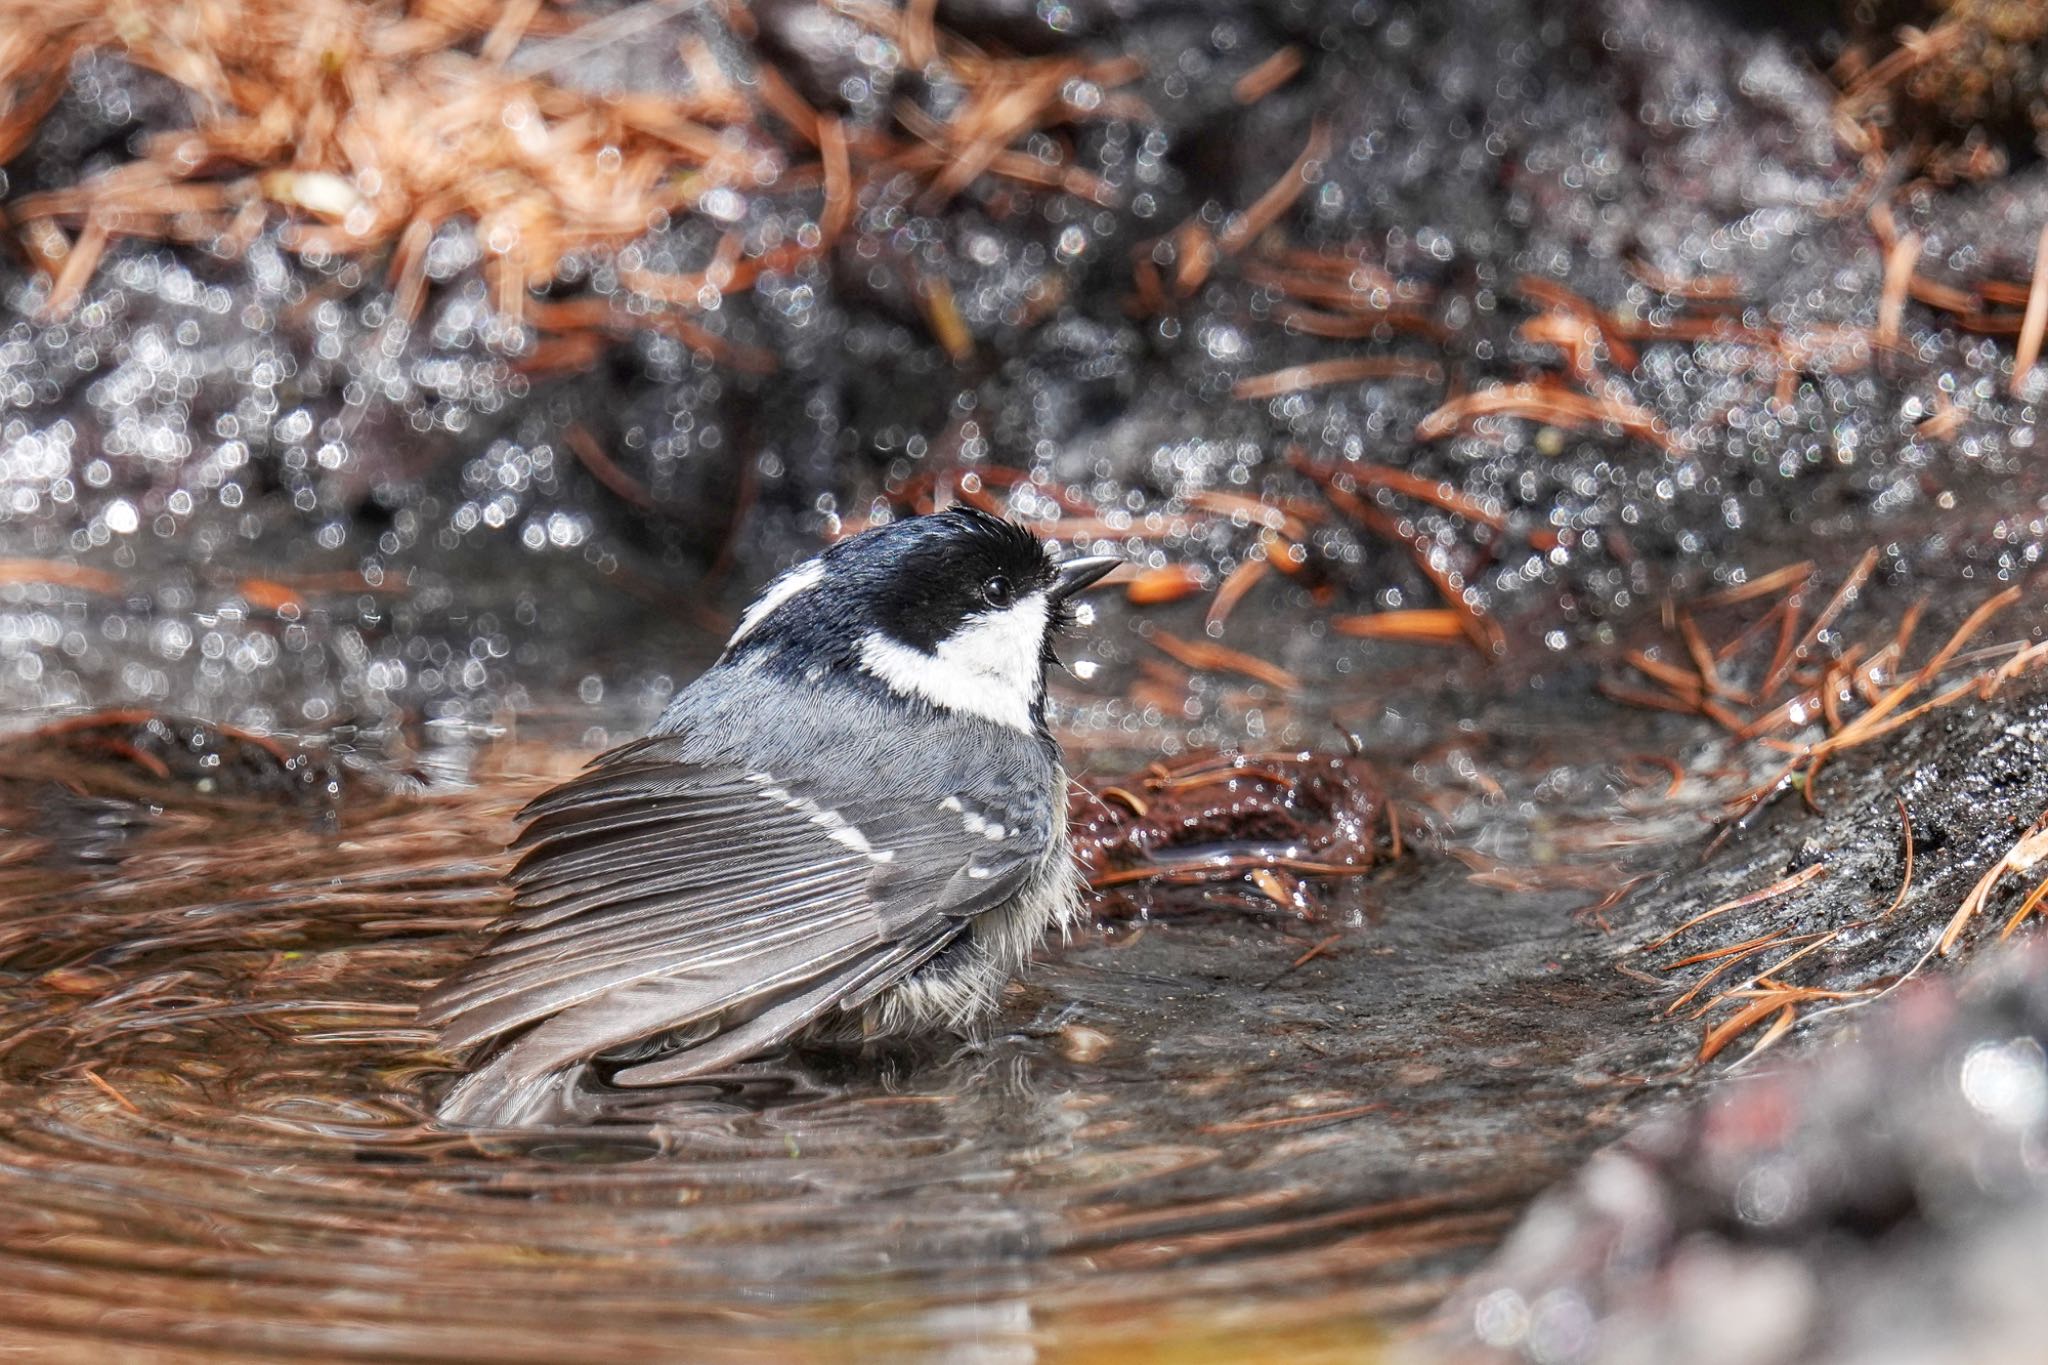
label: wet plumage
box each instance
[423,508,1113,1125]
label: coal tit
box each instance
[423,507,1117,1125]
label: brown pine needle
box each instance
[1249,868,1296,906]
[1219,120,1330,254]
[1289,933,1341,968]
[1171,220,1217,296]
[1878,229,1922,347]
[1621,753,1686,799]
[1664,932,1836,1016]
[2000,874,2048,940]
[1712,597,1794,667]
[1098,786,1147,817]
[1624,649,1706,704]
[1697,981,1870,1064]
[2013,222,2048,395]
[1149,630,1300,692]
[1640,861,1826,954]
[754,62,821,144]
[1232,46,1303,105]
[0,558,125,594]
[818,116,854,242]
[40,213,107,322]
[564,423,659,511]
[1331,610,1473,645]
[1202,1100,1379,1135]
[1124,564,1207,606]
[1573,872,1652,932]
[1664,929,1793,972]
[1260,931,1342,989]
[1729,931,1847,1002]
[1731,1002,1801,1064]
[1804,586,2022,761]
[1290,459,1502,655]
[1789,545,1880,673]
[1884,794,1915,918]
[1692,560,1815,609]
[1516,275,1641,370]
[1908,584,2022,689]
[79,1067,142,1115]
[1186,489,1321,538]
[1677,613,1732,700]
[918,274,974,363]
[1700,999,1795,1064]
[1939,811,2048,956]
[1416,381,1671,451]
[1091,853,1374,889]
[1323,460,1510,531]
[1205,557,1270,630]
[1232,356,1442,400]
[1597,681,1701,715]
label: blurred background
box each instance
[3,0,2048,1360]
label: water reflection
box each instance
[0,697,1690,1357]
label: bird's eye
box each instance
[981,575,1014,608]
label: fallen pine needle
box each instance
[2013,222,2048,395]
[1330,610,1473,645]
[1124,564,1207,606]
[1416,381,1670,451]
[1232,356,1442,400]
[1260,932,1343,990]
[1640,861,1826,953]
[1149,630,1300,691]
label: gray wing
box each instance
[421,740,1051,1101]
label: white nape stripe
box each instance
[725,559,826,649]
[857,591,1051,734]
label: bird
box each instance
[421,506,1118,1125]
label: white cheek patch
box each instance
[725,559,826,649]
[858,591,1051,733]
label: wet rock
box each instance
[1424,936,2048,1365]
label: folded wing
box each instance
[421,741,1049,1117]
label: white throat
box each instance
[858,592,1051,733]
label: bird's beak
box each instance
[1047,554,1119,605]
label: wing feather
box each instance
[422,756,1053,1097]
[609,921,965,1085]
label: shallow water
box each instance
[0,642,1713,1361]
[6,509,2044,1358]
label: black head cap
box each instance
[836,505,1061,652]
[719,508,1115,732]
